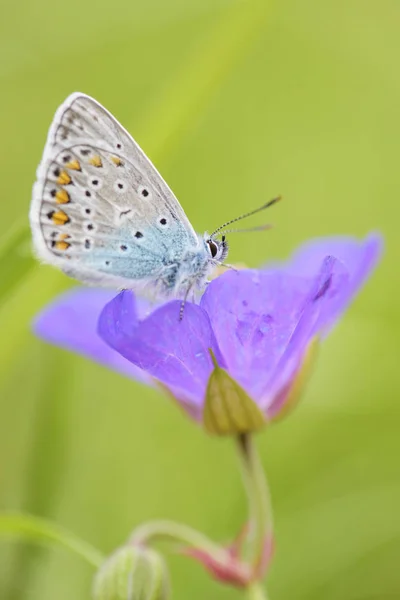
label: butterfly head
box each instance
[204,196,282,268]
[205,234,229,264]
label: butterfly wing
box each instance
[30,93,199,289]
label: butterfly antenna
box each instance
[209,196,282,239]
[216,223,273,236]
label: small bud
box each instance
[92,544,169,600]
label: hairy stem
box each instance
[236,433,274,575]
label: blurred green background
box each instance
[0,0,399,598]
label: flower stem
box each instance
[246,582,270,600]
[0,511,104,568]
[130,519,250,583]
[131,520,225,557]
[130,435,274,589]
[235,433,274,576]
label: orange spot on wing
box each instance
[89,155,102,167]
[54,240,70,251]
[55,189,70,204]
[56,171,72,185]
[51,210,70,226]
[65,159,81,171]
[111,156,123,166]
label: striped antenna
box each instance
[209,196,282,239]
[216,223,273,236]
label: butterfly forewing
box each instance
[31,93,199,288]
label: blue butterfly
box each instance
[30,93,279,308]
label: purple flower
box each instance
[34,234,382,428]
[34,289,151,385]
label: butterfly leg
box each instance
[217,262,238,272]
[179,284,194,321]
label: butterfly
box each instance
[30,93,280,308]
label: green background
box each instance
[0,0,398,598]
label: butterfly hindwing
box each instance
[31,93,199,288]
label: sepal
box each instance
[203,351,266,435]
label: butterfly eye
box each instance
[208,240,218,258]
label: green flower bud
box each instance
[92,545,169,600]
[203,353,266,436]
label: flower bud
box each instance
[92,544,169,600]
[203,356,266,436]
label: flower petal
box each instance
[263,237,381,408]
[266,337,319,420]
[201,269,314,403]
[283,233,383,334]
[34,288,150,383]
[263,256,348,409]
[201,234,381,412]
[284,233,382,288]
[98,292,225,407]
